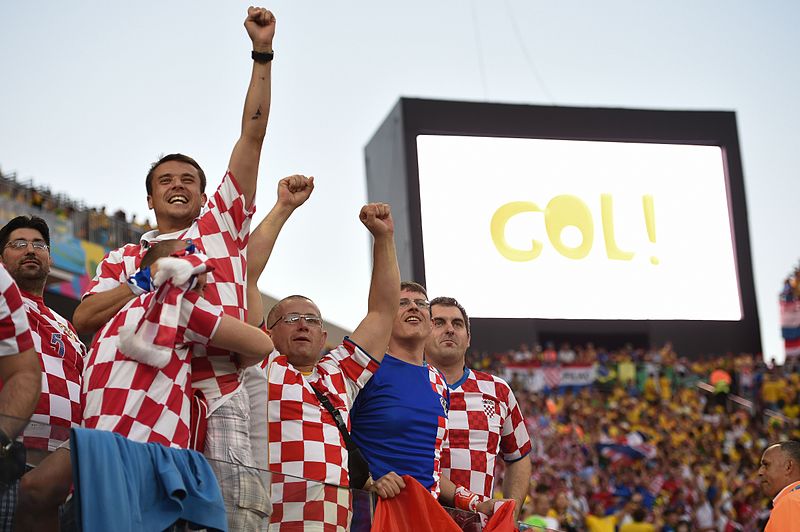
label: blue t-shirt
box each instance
[350,354,449,490]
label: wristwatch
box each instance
[0,429,13,457]
[251,50,274,63]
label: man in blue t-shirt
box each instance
[350,282,506,516]
[350,281,450,499]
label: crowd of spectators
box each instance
[468,343,799,531]
[0,168,151,249]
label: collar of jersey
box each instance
[448,367,471,390]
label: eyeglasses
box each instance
[399,298,430,309]
[5,239,49,252]
[268,313,323,329]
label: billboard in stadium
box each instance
[365,99,760,355]
[416,136,740,321]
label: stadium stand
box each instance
[479,343,798,531]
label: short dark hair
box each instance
[430,296,470,334]
[0,215,50,249]
[146,153,207,195]
[400,281,427,298]
[140,239,192,269]
[267,294,321,329]
[778,440,800,465]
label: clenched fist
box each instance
[245,6,276,52]
[359,203,394,237]
[277,174,314,210]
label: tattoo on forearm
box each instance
[251,106,263,121]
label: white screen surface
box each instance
[416,135,742,320]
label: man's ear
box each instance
[147,195,154,209]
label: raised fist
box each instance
[245,6,276,51]
[277,175,314,210]
[359,202,394,237]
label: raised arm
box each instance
[246,175,314,326]
[228,6,276,208]
[349,203,400,362]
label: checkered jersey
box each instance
[0,265,33,357]
[83,171,253,408]
[82,289,222,448]
[441,369,532,500]
[20,292,86,451]
[264,337,378,531]
[427,364,449,498]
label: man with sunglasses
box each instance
[72,7,277,529]
[0,215,84,530]
[245,174,400,530]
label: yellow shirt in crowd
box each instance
[619,522,656,532]
[585,514,617,532]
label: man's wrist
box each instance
[454,486,480,513]
[269,203,297,223]
[251,49,274,63]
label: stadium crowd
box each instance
[0,169,151,249]
[472,345,799,531]
[1,5,798,532]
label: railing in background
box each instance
[0,170,147,252]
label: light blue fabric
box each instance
[70,427,227,532]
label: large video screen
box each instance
[416,135,742,321]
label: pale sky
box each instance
[2,1,798,362]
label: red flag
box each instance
[483,500,518,532]
[372,476,461,532]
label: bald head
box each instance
[266,295,327,371]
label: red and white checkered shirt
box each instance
[20,291,86,451]
[441,369,532,500]
[0,265,33,358]
[82,289,222,448]
[427,364,450,499]
[264,337,378,531]
[83,171,253,409]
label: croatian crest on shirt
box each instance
[483,398,498,418]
